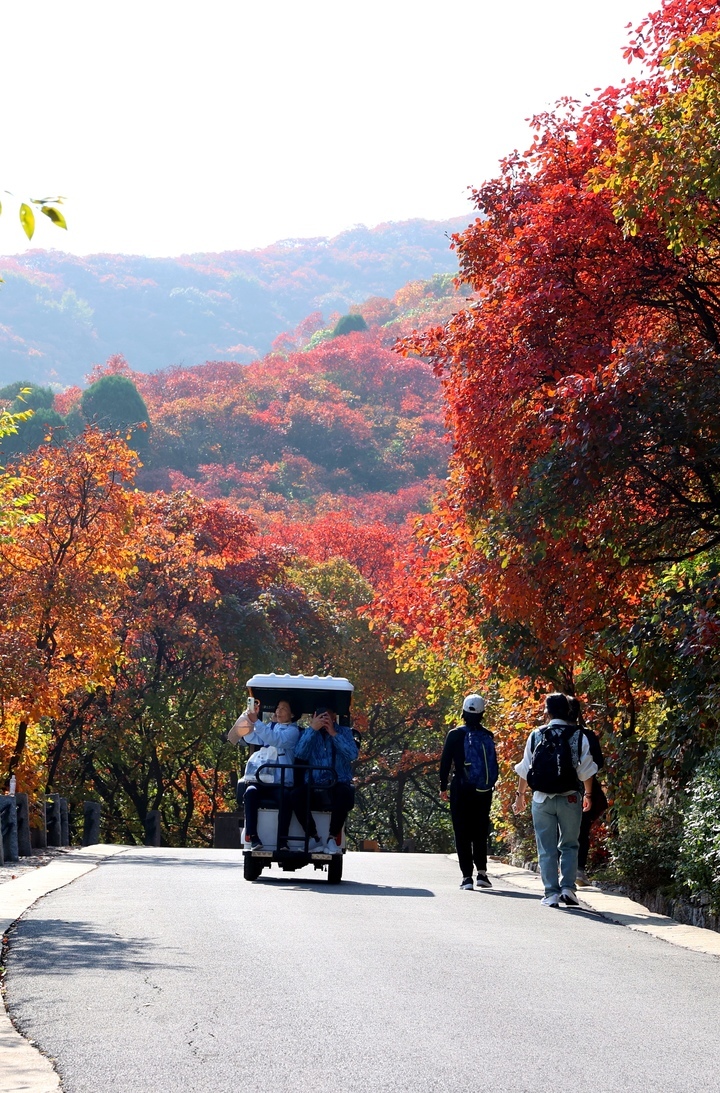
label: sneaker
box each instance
[540,893,560,907]
[277,842,289,853]
[460,876,474,890]
[308,837,325,853]
[250,836,263,851]
[560,888,580,907]
[326,837,341,855]
[475,871,492,889]
[576,870,590,887]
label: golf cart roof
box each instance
[246,673,354,718]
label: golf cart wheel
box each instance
[327,855,343,884]
[243,855,264,882]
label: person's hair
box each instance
[545,692,571,721]
[566,695,582,725]
[462,710,483,727]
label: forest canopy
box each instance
[2,1,720,909]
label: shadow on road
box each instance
[478,889,620,927]
[255,877,435,896]
[562,907,617,926]
[97,855,436,897]
[101,853,245,871]
[7,919,190,974]
[476,889,541,900]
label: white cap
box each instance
[462,693,486,714]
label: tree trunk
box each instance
[7,720,28,789]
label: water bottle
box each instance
[9,774,16,795]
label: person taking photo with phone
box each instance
[291,706,358,854]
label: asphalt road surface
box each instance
[5,850,720,1092]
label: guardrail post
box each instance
[59,798,70,846]
[82,801,102,846]
[0,796,19,862]
[144,810,162,847]
[15,793,32,856]
[46,795,62,847]
[31,800,47,849]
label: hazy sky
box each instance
[0,0,654,258]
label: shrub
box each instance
[332,313,367,337]
[678,749,720,912]
[81,375,150,455]
[0,407,65,456]
[507,807,538,868]
[610,803,682,893]
[0,381,55,412]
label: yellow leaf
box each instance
[19,203,35,240]
[41,206,67,230]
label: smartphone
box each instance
[246,695,256,715]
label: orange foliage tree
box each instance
[0,430,141,794]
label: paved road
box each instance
[5,850,720,1092]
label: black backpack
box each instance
[527,725,582,794]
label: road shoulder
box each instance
[1,845,129,1093]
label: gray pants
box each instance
[532,792,582,896]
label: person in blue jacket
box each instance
[291,706,358,854]
[229,698,299,852]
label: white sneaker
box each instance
[560,888,580,907]
[326,837,341,854]
[540,893,560,907]
[576,870,590,887]
[308,837,325,853]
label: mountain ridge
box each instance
[0,216,466,387]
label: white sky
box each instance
[0,0,653,258]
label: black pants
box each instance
[291,782,356,839]
[242,784,292,844]
[450,782,493,878]
[578,778,608,870]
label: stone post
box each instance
[213,813,241,848]
[0,796,19,862]
[82,801,102,846]
[59,798,70,847]
[144,810,162,847]
[15,793,32,857]
[31,800,47,849]
[46,795,62,847]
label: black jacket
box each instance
[581,728,604,772]
[439,725,495,791]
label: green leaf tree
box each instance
[81,374,151,456]
[332,313,368,337]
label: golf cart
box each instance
[239,672,355,884]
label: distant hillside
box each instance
[1,273,465,524]
[0,217,465,387]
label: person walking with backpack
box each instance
[512,692,597,907]
[566,696,608,884]
[440,694,499,890]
